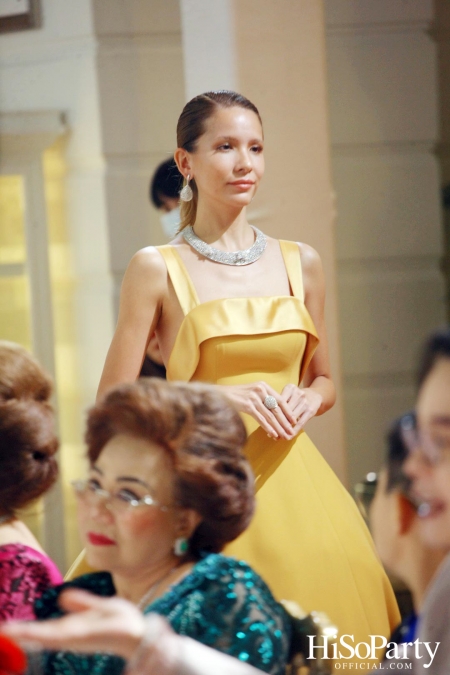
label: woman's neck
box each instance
[0,518,45,553]
[112,556,187,607]
[192,202,254,249]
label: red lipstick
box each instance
[87,532,116,546]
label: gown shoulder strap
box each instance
[156,246,200,315]
[279,240,304,301]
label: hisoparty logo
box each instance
[307,634,439,669]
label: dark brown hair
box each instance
[86,378,254,558]
[417,327,450,388]
[176,90,262,230]
[0,342,58,514]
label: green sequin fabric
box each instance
[34,553,291,675]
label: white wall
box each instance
[0,0,117,568]
[180,0,236,98]
[0,0,185,568]
[0,0,114,407]
[92,0,185,313]
[325,0,446,486]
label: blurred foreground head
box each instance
[403,328,450,552]
[0,342,58,516]
[370,412,445,609]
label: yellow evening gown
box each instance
[158,240,400,666]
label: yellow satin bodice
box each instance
[160,241,319,488]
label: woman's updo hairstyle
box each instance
[176,90,262,230]
[0,342,59,515]
[87,378,254,559]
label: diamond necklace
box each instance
[182,225,267,266]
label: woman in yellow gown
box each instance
[96,91,399,666]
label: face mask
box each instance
[160,207,181,239]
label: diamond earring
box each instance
[180,175,193,202]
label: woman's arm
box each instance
[2,590,265,675]
[97,248,168,401]
[280,243,336,431]
[300,242,336,413]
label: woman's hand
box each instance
[2,590,149,660]
[3,590,182,674]
[280,385,323,433]
[221,382,298,440]
[2,590,263,675]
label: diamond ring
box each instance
[263,395,278,410]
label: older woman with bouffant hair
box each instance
[86,378,254,556]
[33,378,290,675]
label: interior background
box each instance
[0,0,446,572]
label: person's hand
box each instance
[221,382,297,440]
[2,590,149,660]
[280,385,323,433]
[2,590,282,675]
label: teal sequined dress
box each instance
[34,553,291,675]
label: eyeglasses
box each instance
[354,472,378,520]
[71,479,170,514]
[400,414,450,465]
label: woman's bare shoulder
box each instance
[125,246,169,282]
[129,245,167,270]
[294,243,325,300]
[270,235,321,263]
[120,247,171,302]
[296,242,323,275]
[274,237,323,276]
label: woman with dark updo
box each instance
[0,341,63,620]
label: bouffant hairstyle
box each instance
[0,342,59,515]
[176,90,262,230]
[86,378,254,558]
